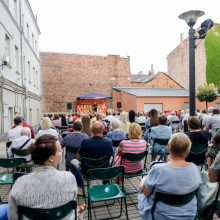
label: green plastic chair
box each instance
[185,144,208,170]
[152,190,197,220]
[80,156,110,197]
[6,141,12,158]
[18,200,77,220]
[0,158,26,185]
[151,138,169,161]
[87,166,128,220]
[65,145,79,169]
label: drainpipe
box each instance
[0,68,4,133]
[19,0,27,120]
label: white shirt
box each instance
[8,135,35,161]
[36,128,58,139]
[7,126,23,141]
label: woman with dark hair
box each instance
[61,114,68,126]
[81,115,92,136]
[128,110,136,123]
[144,109,159,141]
[8,135,78,220]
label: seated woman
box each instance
[8,135,78,220]
[185,116,211,165]
[150,115,172,161]
[106,119,127,147]
[138,133,202,220]
[113,123,147,174]
[36,117,58,139]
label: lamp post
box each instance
[178,10,205,116]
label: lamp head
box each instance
[198,19,214,38]
[178,10,205,28]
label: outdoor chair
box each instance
[18,200,77,220]
[6,141,12,158]
[185,143,208,171]
[151,138,170,162]
[80,156,110,198]
[151,190,198,220]
[87,166,128,220]
[65,145,80,170]
[120,150,148,199]
[138,122,146,134]
[0,158,26,186]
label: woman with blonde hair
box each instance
[113,123,147,173]
[119,111,130,134]
[36,117,58,139]
[81,115,92,136]
[138,133,202,220]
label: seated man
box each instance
[76,121,113,174]
[7,116,23,142]
[8,127,35,162]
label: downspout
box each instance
[19,0,27,120]
[0,67,5,133]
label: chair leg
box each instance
[123,196,129,220]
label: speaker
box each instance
[117,102,121,109]
[67,103,72,110]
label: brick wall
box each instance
[167,36,206,89]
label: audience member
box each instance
[61,114,68,126]
[202,106,214,129]
[113,123,147,174]
[206,108,220,136]
[8,135,78,220]
[119,111,130,134]
[21,117,35,139]
[138,133,202,220]
[107,119,127,141]
[36,117,58,139]
[8,127,35,161]
[61,121,89,163]
[128,110,136,123]
[7,116,23,141]
[81,115,92,136]
[52,114,61,127]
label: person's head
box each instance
[120,111,129,123]
[29,135,62,166]
[170,111,176,116]
[187,116,201,130]
[20,127,31,137]
[91,121,104,136]
[208,106,214,113]
[54,114,59,120]
[213,108,219,115]
[159,115,167,125]
[128,110,136,123]
[149,109,159,126]
[110,119,121,130]
[14,116,23,126]
[202,109,207,114]
[40,117,53,130]
[96,113,103,121]
[168,133,191,158]
[128,123,142,140]
[73,120,83,131]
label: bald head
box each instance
[92,121,104,136]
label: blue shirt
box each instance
[138,163,202,220]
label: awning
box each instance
[77,92,111,99]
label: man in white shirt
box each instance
[7,116,23,141]
[8,127,35,161]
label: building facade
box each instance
[0,0,41,135]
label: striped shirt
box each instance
[120,139,147,173]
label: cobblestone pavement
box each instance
[0,141,219,219]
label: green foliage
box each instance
[205,24,220,89]
[197,83,217,104]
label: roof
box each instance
[113,87,189,97]
[77,92,111,99]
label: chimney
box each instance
[148,64,154,76]
[180,33,184,42]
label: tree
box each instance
[197,83,218,110]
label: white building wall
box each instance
[0,0,41,134]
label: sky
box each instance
[29,0,220,74]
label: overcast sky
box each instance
[29,0,220,74]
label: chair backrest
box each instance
[87,165,124,181]
[12,148,29,157]
[112,140,123,148]
[18,200,77,220]
[0,158,26,168]
[13,172,27,183]
[66,146,79,154]
[153,138,169,145]
[152,190,197,218]
[121,150,148,170]
[190,144,207,154]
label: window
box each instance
[14,0,18,21]
[33,67,36,86]
[32,34,34,48]
[5,34,10,64]
[15,46,19,73]
[36,70,38,88]
[26,23,29,41]
[28,61,31,83]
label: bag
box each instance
[198,204,216,220]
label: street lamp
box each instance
[178,10,204,116]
